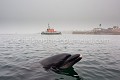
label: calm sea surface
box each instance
[0,34,120,80]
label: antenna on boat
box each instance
[48,23,50,29]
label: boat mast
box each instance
[48,24,50,29]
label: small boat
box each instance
[41,24,61,35]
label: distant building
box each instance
[72,26,120,35]
[92,28,103,32]
[113,26,119,29]
[112,26,120,32]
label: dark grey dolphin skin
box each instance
[40,53,82,70]
[0,53,83,80]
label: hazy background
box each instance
[0,0,120,34]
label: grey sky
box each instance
[0,0,120,33]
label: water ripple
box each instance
[0,34,120,80]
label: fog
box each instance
[0,0,120,33]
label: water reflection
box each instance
[53,67,83,80]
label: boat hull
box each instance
[41,32,62,35]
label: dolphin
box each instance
[40,53,82,70]
[0,53,83,80]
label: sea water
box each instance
[0,34,120,80]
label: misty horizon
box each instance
[0,0,120,34]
